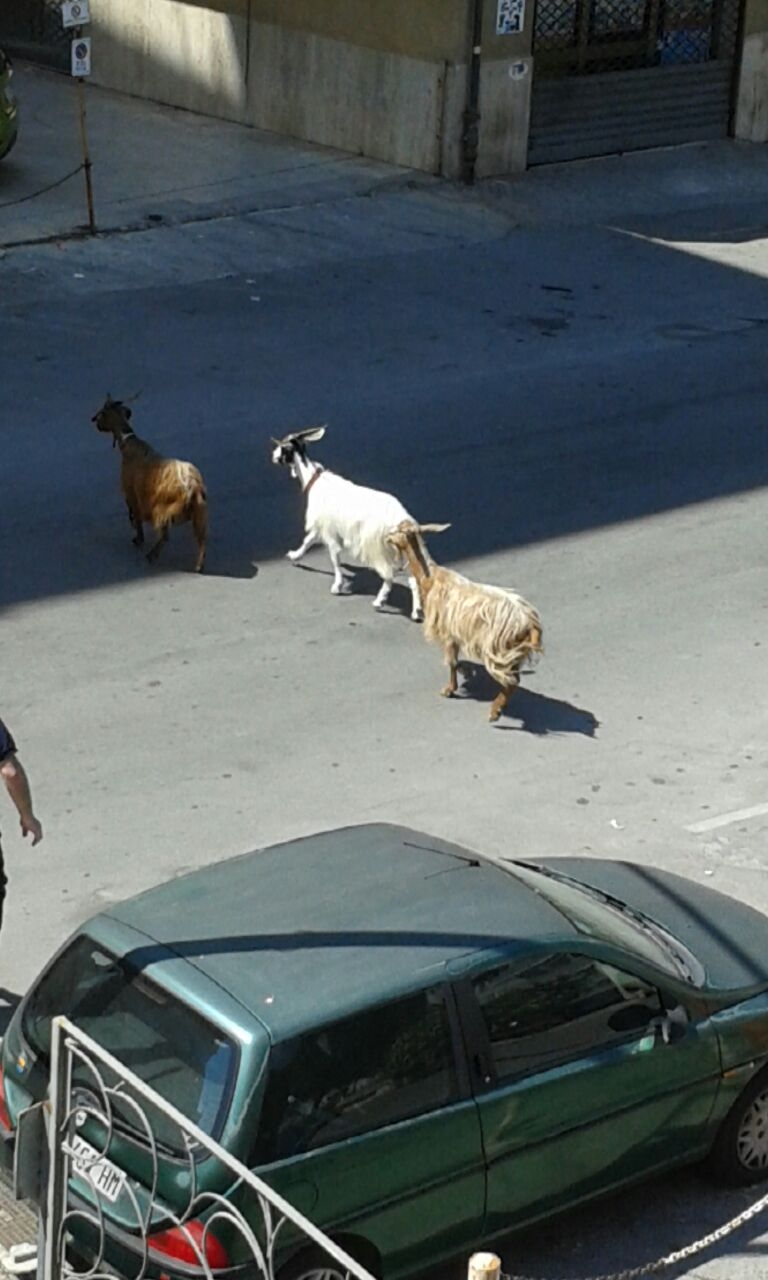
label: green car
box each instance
[3,823,768,1280]
[0,50,18,160]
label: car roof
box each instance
[105,823,576,1040]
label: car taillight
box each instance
[148,1220,229,1271]
[0,1064,12,1131]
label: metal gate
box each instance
[528,0,742,163]
[13,1016,378,1280]
[0,0,68,69]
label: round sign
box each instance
[74,41,88,58]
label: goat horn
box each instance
[419,523,451,534]
[123,390,142,404]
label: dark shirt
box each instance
[0,718,17,763]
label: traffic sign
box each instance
[62,0,91,28]
[71,36,92,76]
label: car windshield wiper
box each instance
[512,860,700,983]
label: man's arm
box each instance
[0,754,43,846]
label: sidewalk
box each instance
[0,1168,36,1280]
[0,62,417,249]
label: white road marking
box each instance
[686,802,768,834]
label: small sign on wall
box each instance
[71,35,92,75]
[62,0,91,28]
[496,0,525,33]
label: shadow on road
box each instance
[455,664,599,736]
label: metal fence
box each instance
[15,1016,378,1280]
[0,0,68,68]
[533,0,741,75]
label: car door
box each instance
[254,982,486,1277]
[460,950,722,1236]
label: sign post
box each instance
[61,1,96,234]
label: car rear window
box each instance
[22,937,236,1153]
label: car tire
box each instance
[278,1244,379,1280]
[708,1068,768,1185]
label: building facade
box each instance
[2,0,767,175]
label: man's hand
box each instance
[20,814,43,846]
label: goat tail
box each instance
[482,618,544,686]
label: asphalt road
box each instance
[2,118,768,1278]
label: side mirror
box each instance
[651,1003,689,1046]
[607,1002,658,1034]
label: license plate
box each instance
[70,1136,127,1204]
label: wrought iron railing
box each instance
[18,1016,378,1280]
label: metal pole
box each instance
[42,1018,69,1280]
[74,69,96,234]
[468,1254,502,1280]
[461,0,484,183]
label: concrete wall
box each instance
[90,0,472,175]
[474,0,535,176]
[734,0,768,142]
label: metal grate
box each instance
[0,0,69,69]
[534,0,741,74]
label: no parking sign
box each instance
[62,0,91,27]
[71,36,91,76]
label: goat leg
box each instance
[373,577,393,610]
[287,530,318,563]
[146,525,169,565]
[191,499,207,573]
[440,643,459,698]
[327,541,347,595]
[408,575,423,622]
[489,681,516,723]
[127,505,144,547]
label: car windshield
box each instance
[509,863,703,984]
[22,937,236,1154]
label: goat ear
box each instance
[125,407,132,420]
[419,522,451,534]
[296,424,327,443]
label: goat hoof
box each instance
[287,550,302,563]
[372,599,386,610]
[411,610,423,623]
[330,584,345,596]
[440,687,455,699]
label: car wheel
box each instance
[278,1245,379,1280]
[709,1069,768,1185]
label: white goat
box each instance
[271,426,423,619]
[385,520,543,723]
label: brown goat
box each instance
[385,521,543,722]
[92,395,208,572]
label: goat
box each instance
[385,520,543,722]
[271,426,423,620]
[92,395,208,573]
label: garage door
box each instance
[528,0,742,164]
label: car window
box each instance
[253,986,457,1162]
[472,953,663,1084]
[22,937,236,1153]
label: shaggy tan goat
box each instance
[92,395,208,572]
[386,521,543,722]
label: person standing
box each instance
[0,716,43,934]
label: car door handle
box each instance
[474,1052,492,1085]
